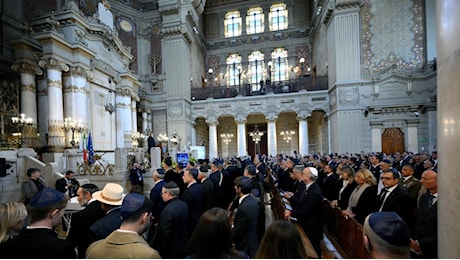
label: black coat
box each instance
[232,195,259,258]
[377,185,413,224]
[149,180,166,223]
[351,185,377,224]
[200,178,215,211]
[152,197,189,258]
[88,207,122,243]
[0,228,76,259]
[415,192,437,258]
[321,173,340,201]
[55,177,79,197]
[129,167,145,186]
[181,182,204,233]
[337,180,358,210]
[66,200,106,258]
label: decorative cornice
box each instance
[11,63,43,75]
[47,80,63,89]
[20,84,36,93]
[38,58,69,72]
[63,85,89,95]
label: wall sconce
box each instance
[64,117,86,148]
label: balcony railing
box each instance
[191,76,328,101]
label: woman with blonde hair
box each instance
[0,202,28,244]
[331,165,358,210]
[342,168,377,224]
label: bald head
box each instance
[420,169,437,193]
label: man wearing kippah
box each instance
[86,193,160,258]
[0,187,76,258]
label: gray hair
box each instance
[292,165,305,174]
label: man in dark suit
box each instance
[88,183,125,243]
[147,133,156,155]
[180,168,203,234]
[410,169,437,258]
[67,183,106,258]
[321,164,339,201]
[129,162,145,193]
[0,187,76,258]
[377,169,412,225]
[232,176,260,258]
[151,181,189,258]
[209,158,224,207]
[146,168,166,244]
[55,170,80,197]
[198,165,215,211]
[163,157,186,196]
[284,166,324,258]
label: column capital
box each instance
[235,116,247,124]
[296,111,311,121]
[68,65,91,79]
[265,113,278,122]
[206,117,219,125]
[38,58,69,72]
[11,62,43,75]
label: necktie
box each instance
[379,188,388,206]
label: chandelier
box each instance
[249,124,263,143]
[220,133,234,144]
[158,133,168,143]
[280,125,295,143]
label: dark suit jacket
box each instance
[351,185,377,224]
[164,169,186,196]
[55,177,80,197]
[181,182,204,233]
[152,197,189,259]
[291,182,324,242]
[287,180,306,207]
[378,185,412,224]
[337,180,358,210]
[415,192,437,258]
[129,167,145,186]
[89,207,122,243]
[321,173,340,201]
[0,228,76,258]
[200,178,215,211]
[149,180,166,223]
[66,200,106,258]
[232,195,260,258]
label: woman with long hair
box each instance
[0,202,27,244]
[186,207,247,258]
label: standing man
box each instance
[129,162,146,194]
[147,133,156,155]
[67,183,106,258]
[284,166,324,258]
[146,168,166,244]
[181,168,204,234]
[89,183,125,243]
[163,157,186,196]
[86,193,161,259]
[198,165,215,211]
[151,181,189,258]
[55,170,80,197]
[0,187,75,258]
[232,176,260,258]
[21,168,46,205]
[410,169,437,258]
[399,164,422,206]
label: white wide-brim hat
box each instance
[93,183,125,206]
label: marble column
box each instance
[11,63,42,148]
[437,0,460,257]
[266,115,278,157]
[206,118,218,159]
[406,119,419,153]
[131,100,137,133]
[38,58,69,151]
[297,115,310,156]
[191,124,196,146]
[370,121,383,152]
[236,117,247,157]
[116,88,133,148]
[142,109,148,132]
[36,76,48,147]
[63,66,89,148]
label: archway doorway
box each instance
[381,128,405,154]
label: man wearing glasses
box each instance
[377,169,412,229]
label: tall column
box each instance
[298,117,309,156]
[116,88,133,148]
[63,66,89,147]
[141,109,148,132]
[370,121,383,152]
[38,58,69,151]
[131,100,137,133]
[406,119,419,153]
[438,1,460,257]
[266,114,278,157]
[206,118,218,159]
[11,63,42,148]
[191,123,196,146]
[36,76,48,147]
[235,117,247,157]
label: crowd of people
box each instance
[0,150,438,258]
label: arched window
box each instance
[269,3,288,31]
[248,51,265,91]
[224,11,242,37]
[226,54,242,87]
[271,48,289,82]
[246,7,264,35]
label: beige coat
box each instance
[86,230,161,259]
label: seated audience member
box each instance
[55,170,79,197]
[86,193,161,259]
[256,220,314,258]
[186,207,248,258]
[363,211,411,258]
[0,202,27,244]
[66,183,106,258]
[0,188,76,258]
[343,168,377,224]
[88,183,125,243]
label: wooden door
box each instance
[381,128,405,154]
[247,124,267,158]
